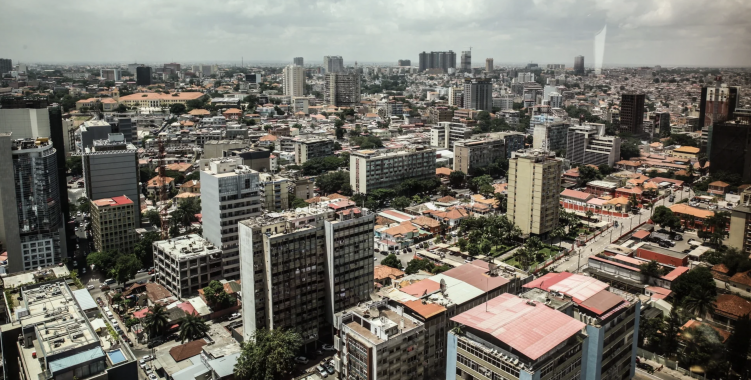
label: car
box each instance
[74,227,79,231]
[143,355,153,361]
[672,234,683,241]
[374,257,378,261]
[316,365,328,378]
[139,363,148,369]
[148,374,157,380]
[322,344,335,351]
[325,364,335,375]
[87,285,95,290]
[683,248,692,254]
[147,340,162,348]
[637,362,654,371]
[294,356,309,364]
[100,284,110,290]
[228,313,241,321]
[137,268,147,273]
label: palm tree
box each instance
[513,247,531,270]
[179,312,209,343]
[551,226,566,248]
[684,288,716,319]
[143,304,169,338]
[585,209,594,221]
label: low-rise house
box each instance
[707,181,730,195]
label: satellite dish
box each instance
[440,278,447,293]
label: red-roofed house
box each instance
[714,294,751,324]
[728,270,751,292]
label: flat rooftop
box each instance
[637,244,689,260]
[341,301,422,345]
[154,234,220,260]
[92,195,134,207]
[451,293,585,361]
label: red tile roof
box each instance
[170,339,207,362]
[729,271,751,287]
[714,294,751,319]
[401,299,446,319]
[399,279,440,297]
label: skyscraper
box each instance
[619,94,646,134]
[0,135,67,273]
[324,72,361,107]
[397,59,411,66]
[282,64,305,97]
[100,68,121,81]
[462,78,493,112]
[0,58,11,75]
[293,57,304,66]
[200,158,262,280]
[460,50,471,71]
[699,80,739,129]
[574,55,585,75]
[485,58,494,72]
[82,133,141,218]
[418,51,457,72]
[135,66,152,86]
[507,150,562,236]
[323,55,344,73]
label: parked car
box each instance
[228,313,241,321]
[294,356,308,364]
[316,365,328,378]
[100,284,110,290]
[325,364,335,374]
[672,234,683,241]
[322,344,335,351]
[637,362,654,371]
[87,285,95,290]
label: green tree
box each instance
[289,195,309,209]
[203,280,236,309]
[620,141,640,160]
[66,156,83,176]
[143,304,170,337]
[469,175,493,193]
[314,171,351,195]
[671,266,717,304]
[639,260,665,278]
[113,254,141,284]
[651,206,681,231]
[144,209,161,227]
[179,312,210,343]
[597,164,614,176]
[169,103,187,115]
[392,196,411,211]
[133,231,160,268]
[116,104,127,113]
[457,238,469,251]
[175,197,201,228]
[576,165,602,187]
[380,254,403,270]
[683,287,716,319]
[234,328,302,380]
[87,250,118,276]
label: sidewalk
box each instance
[638,355,698,380]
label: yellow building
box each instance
[91,195,138,254]
[507,149,563,236]
[671,145,700,159]
[118,91,204,108]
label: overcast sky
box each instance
[2,0,750,67]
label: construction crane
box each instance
[157,135,169,239]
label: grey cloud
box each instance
[0,0,749,66]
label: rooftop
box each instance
[92,195,134,207]
[451,293,585,361]
[153,234,220,261]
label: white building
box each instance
[565,123,622,167]
[283,64,305,97]
[350,147,436,194]
[153,234,221,298]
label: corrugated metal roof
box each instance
[72,289,97,310]
[451,294,585,361]
[49,347,105,374]
[442,259,510,292]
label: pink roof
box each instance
[133,308,149,319]
[561,189,592,201]
[589,256,641,272]
[399,279,441,297]
[328,200,355,210]
[524,272,608,304]
[646,286,672,300]
[632,230,650,239]
[586,198,608,206]
[451,294,585,360]
[662,266,689,281]
[380,209,414,222]
[175,301,197,316]
[442,260,509,291]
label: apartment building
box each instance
[200,157,263,280]
[448,292,586,380]
[2,281,137,380]
[283,64,305,97]
[293,138,335,165]
[492,131,526,158]
[0,135,67,273]
[463,78,493,112]
[258,173,292,211]
[238,204,375,346]
[153,234,221,298]
[449,87,464,107]
[428,106,454,123]
[323,56,344,73]
[532,120,570,152]
[324,73,361,107]
[453,137,505,174]
[522,273,642,380]
[507,150,562,236]
[486,58,494,72]
[620,94,645,135]
[91,196,137,254]
[82,134,140,216]
[294,57,304,66]
[350,147,436,194]
[100,68,121,81]
[566,123,622,167]
[333,301,425,379]
[430,122,473,149]
[728,204,751,255]
[418,51,457,72]
[493,95,514,111]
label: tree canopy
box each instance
[234,329,302,380]
[651,206,681,231]
[202,280,236,310]
[404,258,451,275]
[380,254,403,270]
[301,156,347,175]
[671,266,716,305]
[314,170,351,195]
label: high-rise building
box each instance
[699,81,739,129]
[91,195,137,254]
[200,157,262,280]
[0,135,66,273]
[462,78,493,112]
[0,98,70,221]
[532,119,570,152]
[574,55,585,75]
[127,63,143,77]
[728,203,751,255]
[709,118,751,183]
[516,72,535,83]
[493,94,514,111]
[153,234,221,298]
[293,138,334,165]
[397,59,411,66]
[323,55,344,73]
[163,62,181,73]
[350,148,436,194]
[0,58,12,75]
[245,73,261,84]
[239,203,376,344]
[135,66,152,86]
[82,133,141,217]
[427,106,454,124]
[507,149,562,236]
[566,123,622,167]
[418,51,457,72]
[548,92,563,108]
[430,122,473,149]
[619,94,646,135]
[258,173,293,211]
[485,58,494,72]
[448,87,464,107]
[293,57,304,66]
[282,64,305,97]
[453,137,506,174]
[104,115,135,144]
[99,68,121,81]
[460,50,472,71]
[324,72,361,107]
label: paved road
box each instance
[554,188,693,273]
[634,369,683,380]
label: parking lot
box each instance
[291,350,338,379]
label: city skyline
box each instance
[1,0,750,67]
